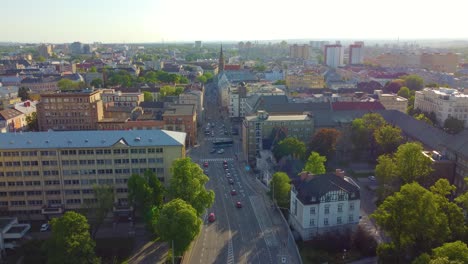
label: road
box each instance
[184,83,300,264]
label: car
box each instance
[224,130,229,135]
[223,164,228,169]
[228,179,234,184]
[204,169,209,175]
[231,189,237,195]
[40,223,49,232]
[226,173,231,178]
[223,160,228,165]
[236,201,242,208]
[368,176,376,181]
[208,213,216,222]
[203,161,209,168]
[217,149,224,154]
[210,148,217,154]
[225,168,229,173]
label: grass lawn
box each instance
[95,237,135,264]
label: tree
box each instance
[432,241,468,263]
[159,85,176,99]
[444,117,464,134]
[397,86,411,99]
[309,128,341,160]
[372,183,450,262]
[375,154,398,198]
[415,113,434,125]
[196,75,207,83]
[350,118,369,155]
[384,79,405,94]
[270,172,291,208]
[273,137,306,160]
[273,80,286,85]
[154,199,202,257]
[394,142,433,184]
[89,66,97,73]
[85,185,115,239]
[36,56,46,62]
[374,125,402,154]
[127,171,164,225]
[26,112,38,131]
[403,74,424,91]
[362,113,386,132]
[143,91,154,102]
[304,152,326,175]
[168,158,214,216]
[90,78,102,88]
[18,86,30,101]
[57,78,83,90]
[44,211,100,264]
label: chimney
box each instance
[299,171,314,181]
[335,169,345,178]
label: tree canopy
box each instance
[168,158,214,216]
[394,142,433,184]
[143,91,154,102]
[154,199,202,256]
[270,172,291,208]
[18,86,30,101]
[304,152,326,175]
[57,79,86,90]
[397,86,411,99]
[44,211,100,264]
[90,78,103,88]
[273,137,306,160]
[309,128,341,160]
[84,185,115,239]
[403,74,424,91]
[374,125,402,154]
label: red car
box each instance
[208,213,216,222]
[236,201,242,208]
[203,161,209,168]
[231,189,237,195]
[223,164,228,169]
[223,160,228,165]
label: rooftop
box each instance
[245,114,311,122]
[163,104,195,116]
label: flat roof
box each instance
[0,130,186,150]
[245,114,311,122]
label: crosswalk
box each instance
[199,158,234,162]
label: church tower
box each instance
[218,44,225,72]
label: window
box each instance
[27,191,42,195]
[28,200,43,206]
[348,214,354,223]
[309,218,315,227]
[349,203,354,210]
[337,217,342,224]
[324,218,329,226]
[46,190,61,195]
[65,190,81,195]
[324,205,330,214]
[338,203,343,213]
[310,207,316,214]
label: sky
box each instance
[1,0,467,43]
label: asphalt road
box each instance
[184,84,300,264]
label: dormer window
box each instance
[311,196,316,202]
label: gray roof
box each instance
[294,173,360,205]
[0,130,186,150]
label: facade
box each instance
[38,44,53,58]
[20,77,59,93]
[242,111,314,166]
[420,53,458,73]
[70,42,83,55]
[324,43,344,68]
[0,130,185,220]
[290,44,310,60]
[178,90,204,126]
[374,91,408,113]
[36,89,104,131]
[228,83,248,118]
[414,88,468,127]
[349,43,363,65]
[0,86,20,110]
[0,109,25,133]
[285,71,325,90]
[289,171,361,240]
[101,89,144,108]
[163,104,197,146]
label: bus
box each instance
[213,139,234,148]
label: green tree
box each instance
[415,113,434,125]
[273,80,286,85]
[304,152,326,175]
[253,63,267,72]
[18,86,30,101]
[394,142,433,184]
[374,125,402,154]
[432,241,468,263]
[159,85,176,99]
[36,56,46,62]
[26,112,38,131]
[143,91,154,102]
[203,72,213,82]
[44,211,100,264]
[273,137,306,160]
[84,185,115,239]
[57,79,84,90]
[350,118,369,154]
[168,158,214,216]
[89,66,97,73]
[308,128,341,160]
[397,86,411,99]
[90,78,102,88]
[444,117,464,134]
[403,74,425,91]
[154,199,202,257]
[270,172,291,208]
[363,113,386,132]
[375,154,398,198]
[127,171,164,225]
[372,183,450,262]
[196,75,207,83]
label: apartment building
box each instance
[242,110,314,166]
[290,44,310,60]
[414,88,468,127]
[163,104,197,146]
[420,53,458,73]
[0,109,25,133]
[290,170,361,240]
[178,89,204,126]
[101,89,144,108]
[324,43,344,68]
[228,83,248,118]
[36,89,104,131]
[374,90,408,113]
[0,130,186,220]
[349,43,364,65]
[285,71,325,90]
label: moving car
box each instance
[231,189,237,195]
[217,149,225,154]
[226,173,231,178]
[208,213,216,222]
[40,223,49,232]
[203,161,209,168]
[204,169,209,175]
[368,176,376,181]
[223,160,228,165]
[228,178,234,184]
[236,201,242,208]
[223,164,228,169]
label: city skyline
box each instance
[1,0,467,43]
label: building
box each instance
[229,83,248,118]
[20,77,59,93]
[414,88,468,127]
[0,109,25,133]
[178,89,204,126]
[0,217,31,251]
[0,86,21,110]
[374,90,408,113]
[285,71,325,90]
[36,89,104,131]
[218,45,225,72]
[242,110,314,166]
[38,44,53,58]
[70,42,83,55]
[194,41,202,48]
[290,44,310,60]
[101,89,144,108]
[420,53,458,73]
[163,104,197,146]
[289,170,361,240]
[349,43,363,65]
[324,43,344,68]
[0,130,186,220]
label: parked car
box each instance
[40,223,49,232]
[217,149,225,154]
[228,179,234,184]
[208,213,216,222]
[236,201,242,208]
[231,189,237,195]
[368,176,376,181]
[210,148,217,154]
[203,161,209,167]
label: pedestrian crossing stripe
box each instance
[199,158,234,162]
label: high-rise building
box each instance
[324,42,344,68]
[420,53,458,73]
[0,130,186,219]
[36,89,104,131]
[349,42,364,65]
[70,42,83,55]
[289,44,310,60]
[37,44,53,58]
[194,41,202,48]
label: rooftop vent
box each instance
[9,140,14,144]
[67,140,72,144]
[85,139,88,143]
[45,140,49,144]
[101,139,106,143]
[27,140,32,144]
[149,138,153,142]
[135,137,141,142]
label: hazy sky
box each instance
[1,0,466,43]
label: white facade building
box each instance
[415,88,468,127]
[289,170,361,240]
[349,43,364,65]
[324,43,344,68]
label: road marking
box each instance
[200,158,234,162]
[227,238,234,264]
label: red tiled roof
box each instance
[332,102,385,111]
[224,65,241,70]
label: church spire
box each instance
[218,44,225,72]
